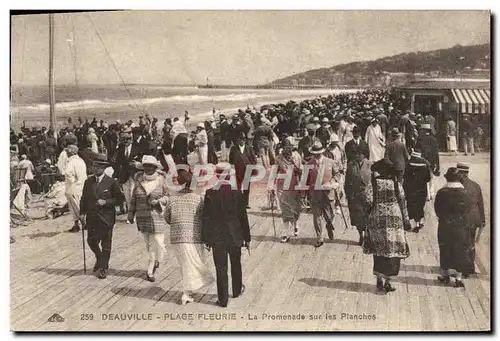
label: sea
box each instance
[9,84,360,130]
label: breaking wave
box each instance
[11,93,267,112]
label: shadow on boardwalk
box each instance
[111,286,218,306]
[251,234,358,246]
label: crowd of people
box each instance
[10,88,486,306]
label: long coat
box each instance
[201,186,251,248]
[403,155,431,221]
[461,177,485,228]
[434,184,472,272]
[129,171,169,234]
[80,174,125,229]
[362,176,410,259]
[416,133,440,173]
[344,158,372,229]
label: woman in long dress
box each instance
[364,118,386,162]
[434,167,472,288]
[87,128,99,154]
[164,170,214,305]
[363,158,410,293]
[128,155,168,282]
[275,138,303,242]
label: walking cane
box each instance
[270,189,277,237]
[335,191,349,233]
[79,217,87,274]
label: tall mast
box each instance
[48,13,56,132]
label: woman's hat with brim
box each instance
[138,155,162,169]
[391,127,401,137]
[197,122,205,129]
[281,138,294,149]
[371,157,395,175]
[309,141,325,154]
[444,167,462,182]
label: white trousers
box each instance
[143,233,166,276]
[122,176,135,210]
[197,146,208,165]
[66,192,82,221]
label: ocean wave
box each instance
[11,93,268,112]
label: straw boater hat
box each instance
[138,155,162,169]
[329,133,340,143]
[456,162,470,173]
[309,141,325,155]
[421,123,431,130]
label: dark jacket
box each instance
[201,186,251,248]
[461,177,485,227]
[80,175,125,229]
[385,140,409,171]
[113,138,154,183]
[229,144,257,183]
[344,138,369,163]
[416,133,440,173]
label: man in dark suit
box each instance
[80,154,125,279]
[202,163,251,307]
[219,114,231,161]
[344,125,369,163]
[384,128,409,182]
[229,132,257,208]
[113,127,154,212]
[457,162,485,278]
[416,123,440,200]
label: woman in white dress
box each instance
[164,170,214,305]
[87,128,99,153]
[365,118,386,162]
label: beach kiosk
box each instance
[394,78,490,150]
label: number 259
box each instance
[80,314,94,320]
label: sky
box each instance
[10,10,490,86]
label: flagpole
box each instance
[48,14,56,135]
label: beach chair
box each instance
[10,167,29,223]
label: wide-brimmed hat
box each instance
[391,127,401,137]
[196,122,205,129]
[281,138,294,149]
[92,153,110,166]
[306,123,319,132]
[321,117,330,123]
[138,155,161,169]
[309,141,325,154]
[371,158,395,176]
[329,133,340,143]
[444,167,462,182]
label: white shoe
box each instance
[181,294,194,305]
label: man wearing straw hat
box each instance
[65,144,88,233]
[306,141,340,248]
[416,123,440,200]
[384,128,409,182]
[81,154,125,279]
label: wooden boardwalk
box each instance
[10,154,490,331]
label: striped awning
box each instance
[451,88,490,115]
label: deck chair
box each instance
[10,167,29,220]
